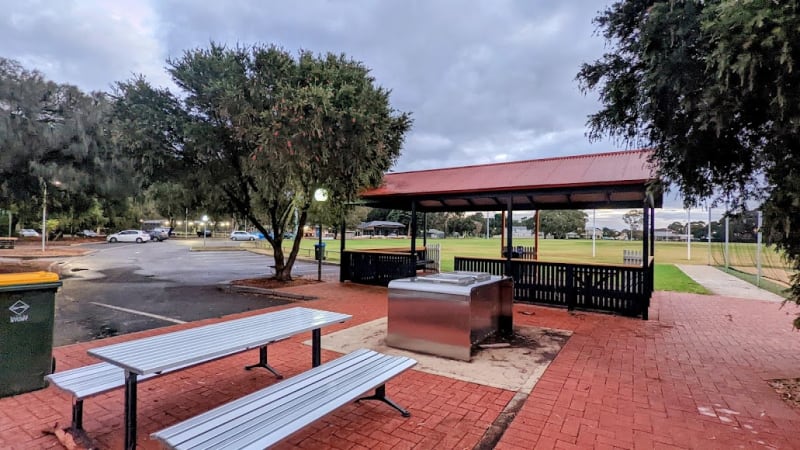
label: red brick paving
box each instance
[1,284,799,449]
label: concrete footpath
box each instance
[676,264,786,302]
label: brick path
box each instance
[1,283,798,449]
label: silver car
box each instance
[107,230,151,243]
[230,230,256,241]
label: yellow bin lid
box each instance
[0,271,60,287]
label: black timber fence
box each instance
[454,257,653,319]
[341,249,431,286]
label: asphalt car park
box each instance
[52,239,339,345]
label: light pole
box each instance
[41,179,61,252]
[314,188,328,281]
[202,215,209,247]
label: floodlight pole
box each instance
[687,209,691,260]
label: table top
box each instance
[87,307,352,375]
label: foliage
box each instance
[621,210,642,239]
[578,0,800,325]
[535,210,587,239]
[112,43,411,279]
[0,57,135,231]
[144,182,193,228]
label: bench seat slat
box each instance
[46,359,203,399]
[183,354,411,450]
[153,349,416,450]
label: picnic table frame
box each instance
[87,307,351,450]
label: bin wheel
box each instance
[52,357,56,373]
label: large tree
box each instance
[538,210,588,239]
[0,57,134,232]
[113,44,411,280]
[578,1,800,326]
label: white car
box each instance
[230,230,256,241]
[106,230,151,243]
[18,229,40,237]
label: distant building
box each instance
[654,229,687,241]
[356,221,405,237]
[426,229,445,238]
[583,227,603,239]
[512,226,531,237]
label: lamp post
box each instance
[202,215,209,247]
[314,188,328,281]
[41,179,62,252]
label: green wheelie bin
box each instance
[0,271,61,397]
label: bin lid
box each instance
[0,271,60,286]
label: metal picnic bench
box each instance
[152,348,417,450]
[0,236,17,249]
[47,307,351,450]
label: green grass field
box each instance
[251,237,791,294]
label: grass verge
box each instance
[654,264,710,294]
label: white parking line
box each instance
[89,302,187,324]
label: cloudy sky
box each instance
[1,0,714,228]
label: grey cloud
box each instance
[1,0,620,173]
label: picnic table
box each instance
[87,306,351,450]
[0,236,17,249]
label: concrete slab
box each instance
[676,264,786,302]
[305,318,571,393]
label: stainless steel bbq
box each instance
[386,271,513,361]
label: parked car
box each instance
[77,230,99,237]
[197,229,212,237]
[18,229,40,237]
[148,228,169,242]
[230,230,256,241]
[107,230,151,243]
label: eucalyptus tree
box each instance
[578,1,800,325]
[113,44,411,280]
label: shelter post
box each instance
[505,198,513,276]
[650,204,655,256]
[410,202,418,264]
[500,211,505,251]
[535,210,540,260]
[423,213,427,247]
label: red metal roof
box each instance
[358,149,661,212]
[363,149,655,197]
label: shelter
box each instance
[356,221,405,237]
[340,149,662,319]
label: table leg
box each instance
[124,370,138,450]
[312,328,321,367]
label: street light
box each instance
[314,188,328,281]
[202,215,209,247]
[41,179,62,252]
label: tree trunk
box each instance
[272,241,292,281]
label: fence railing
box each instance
[425,243,441,271]
[454,257,653,319]
[340,250,416,285]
